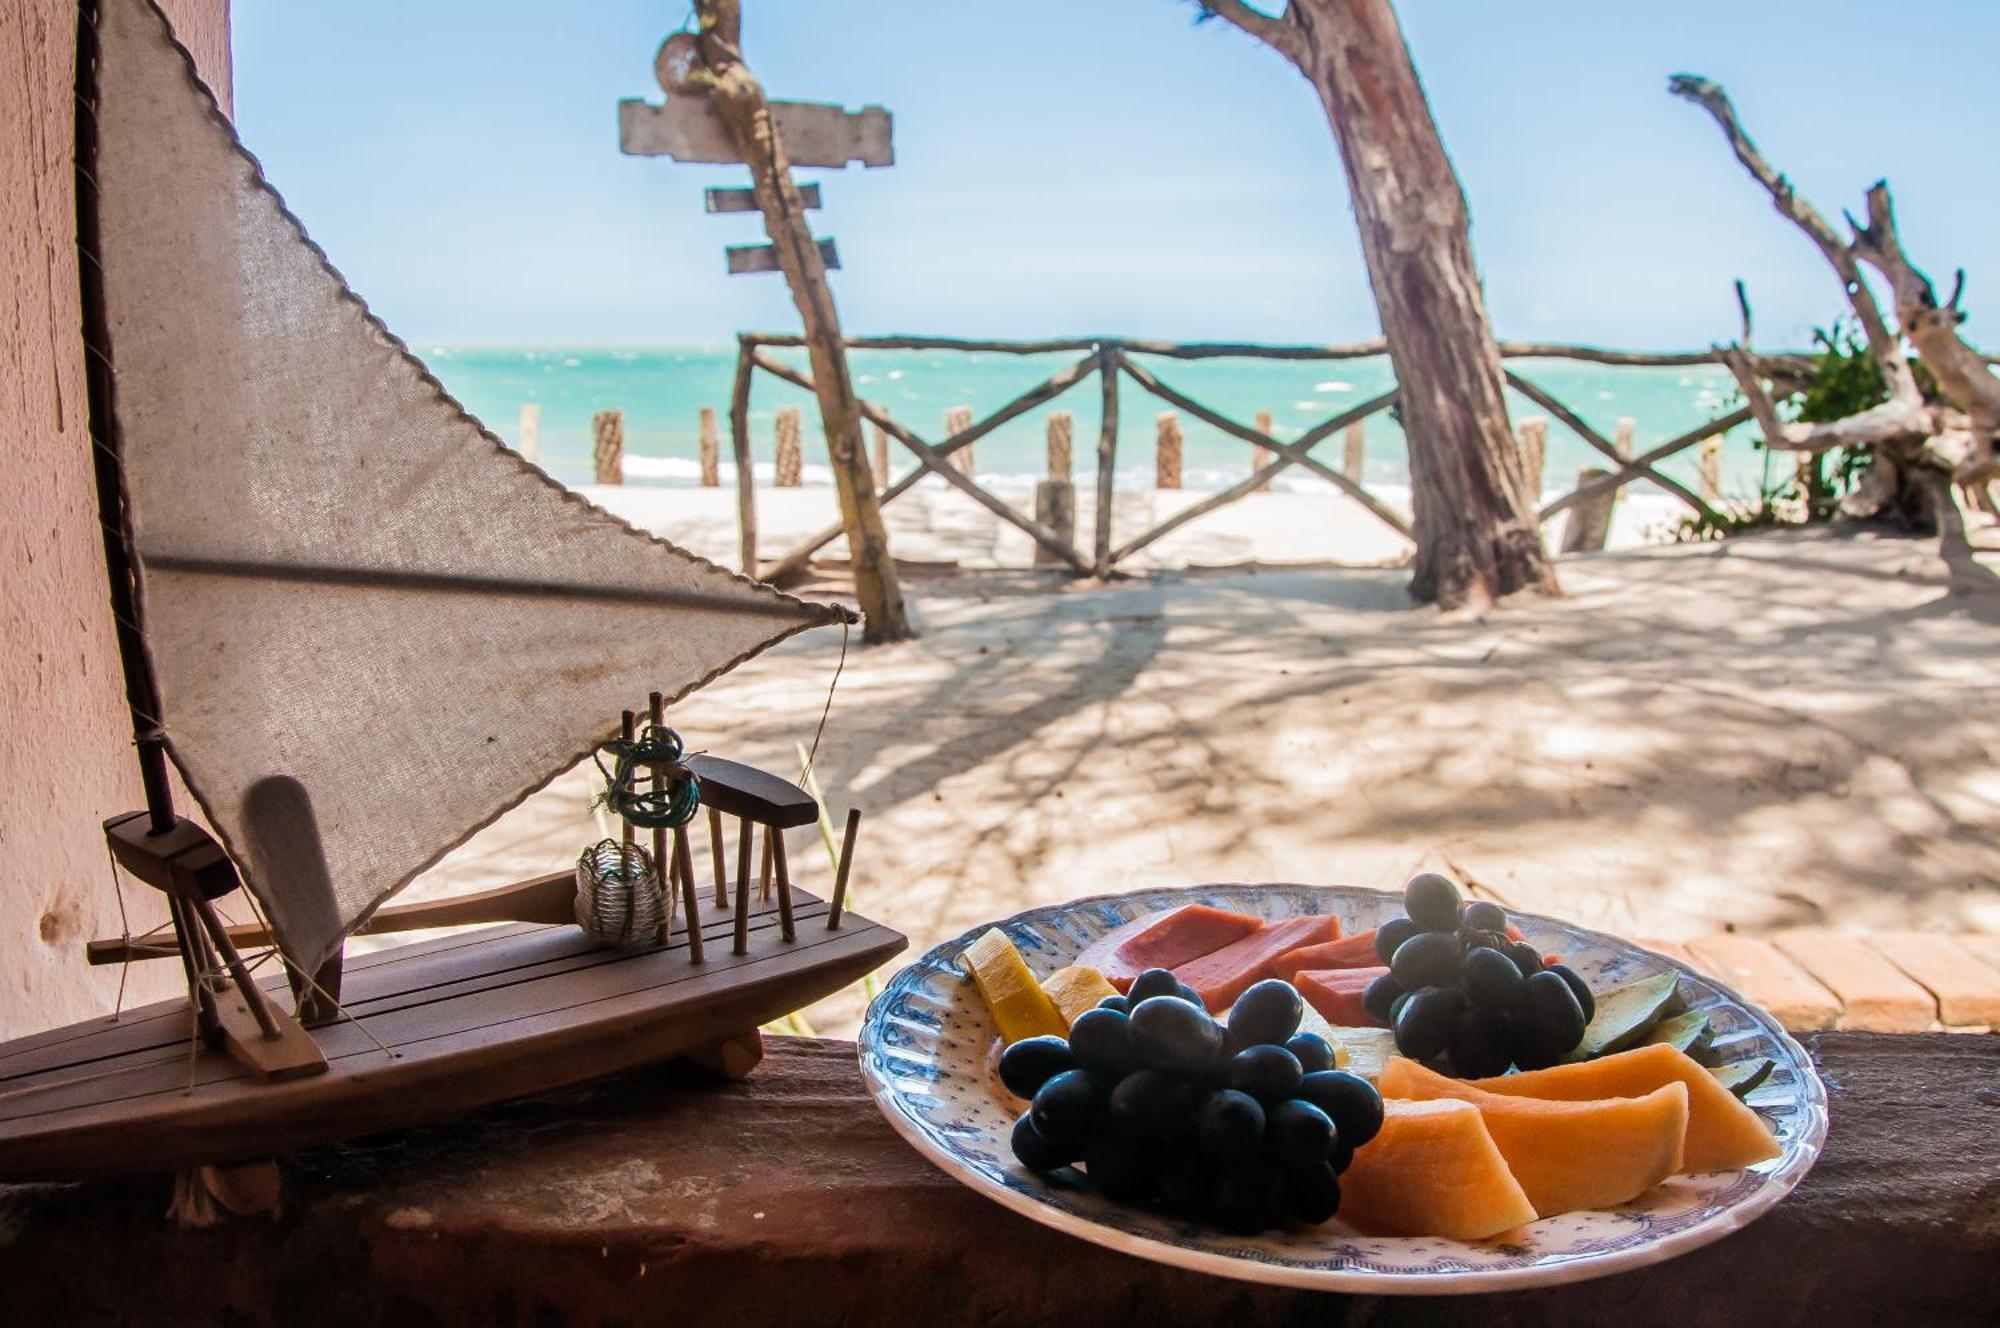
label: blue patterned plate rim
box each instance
[856,882,1829,1294]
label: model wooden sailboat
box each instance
[0,0,904,1184]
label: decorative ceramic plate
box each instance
[857,883,1828,1294]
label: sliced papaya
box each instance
[960,929,1066,1045]
[1074,905,1263,992]
[1339,1098,1538,1240]
[1294,966,1390,1027]
[1174,914,1339,1011]
[1469,1042,1781,1171]
[1269,930,1380,981]
[1379,1058,1688,1216]
[1040,964,1118,1026]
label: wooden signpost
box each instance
[619,32,888,278]
[619,4,913,642]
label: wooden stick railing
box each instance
[1502,368,1720,522]
[724,333,1797,579]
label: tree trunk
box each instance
[1202,1,1558,610]
[692,2,914,642]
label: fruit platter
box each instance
[856,877,1827,1293]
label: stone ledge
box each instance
[1,1033,1996,1325]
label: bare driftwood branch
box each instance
[1851,184,2000,482]
[1669,73,1918,404]
[1197,2,1308,68]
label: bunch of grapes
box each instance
[1001,971,1383,1235]
[1362,873,1597,1076]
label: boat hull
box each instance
[0,887,902,1182]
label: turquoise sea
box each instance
[425,344,1778,499]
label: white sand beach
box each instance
[578,477,1690,573]
[403,518,2000,1038]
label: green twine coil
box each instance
[594,723,702,829]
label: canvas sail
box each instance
[84,0,847,978]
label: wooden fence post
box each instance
[730,343,757,574]
[1614,417,1636,462]
[698,406,720,487]
[1560,465,1615,553]
[1254,410,1275,480]
[517,403,540,464]
[1047,411,1073,484]
[1699,435,1723,503]
[1155,412,1183,489]
[871,416,890,490]
[1038,411,1077,570]
[774,407,803,487]
[1344,419,1367,485]
[1516,415,1547,498]
[1094,345,1119,576]
[945,406,974,475]
[592,410,624,485]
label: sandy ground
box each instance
[409,519,2000,1038]
[579,479,1689,573]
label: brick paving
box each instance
[1664,928,2000,1033]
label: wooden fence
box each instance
[704,333,1788,580]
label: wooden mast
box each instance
[73,0,322,1079]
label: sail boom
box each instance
[143,555,855,621]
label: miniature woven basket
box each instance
[575,838,665,948]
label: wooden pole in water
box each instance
[1155,411,1183,489]
[593,410,624,485]
[946,405,974,475]
[1343,418,1367,484]
[1254,409,1275,480]
[871,415,890,490]
[517,403,541,464]
[775,406,803,487]
[699,406,721,486]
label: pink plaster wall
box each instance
[1,0,231,1039]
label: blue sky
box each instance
[232,1,2000,351]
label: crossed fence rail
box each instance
[727,333,1798,580]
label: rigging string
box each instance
[798,616,850,789]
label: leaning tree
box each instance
[1199,1,1558,609]
[1673,75,2000,533]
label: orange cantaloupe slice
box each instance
[1379,1058,1688,1216]
[1339,1098,1538,1240]
[1466,1042,1782,1172]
